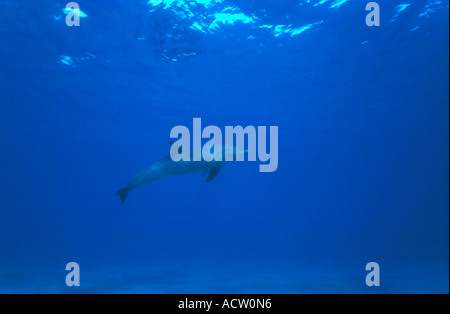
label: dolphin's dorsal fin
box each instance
[206,165,222,183]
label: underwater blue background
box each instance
[0,0,448,293]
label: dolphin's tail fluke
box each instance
[116,188,129,205]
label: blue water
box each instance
[0,0,448,294]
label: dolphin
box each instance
[115,142,247,204]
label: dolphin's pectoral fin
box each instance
[206,165,222,183]
[116,187,129,205]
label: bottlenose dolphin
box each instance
[116,143,246,204]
